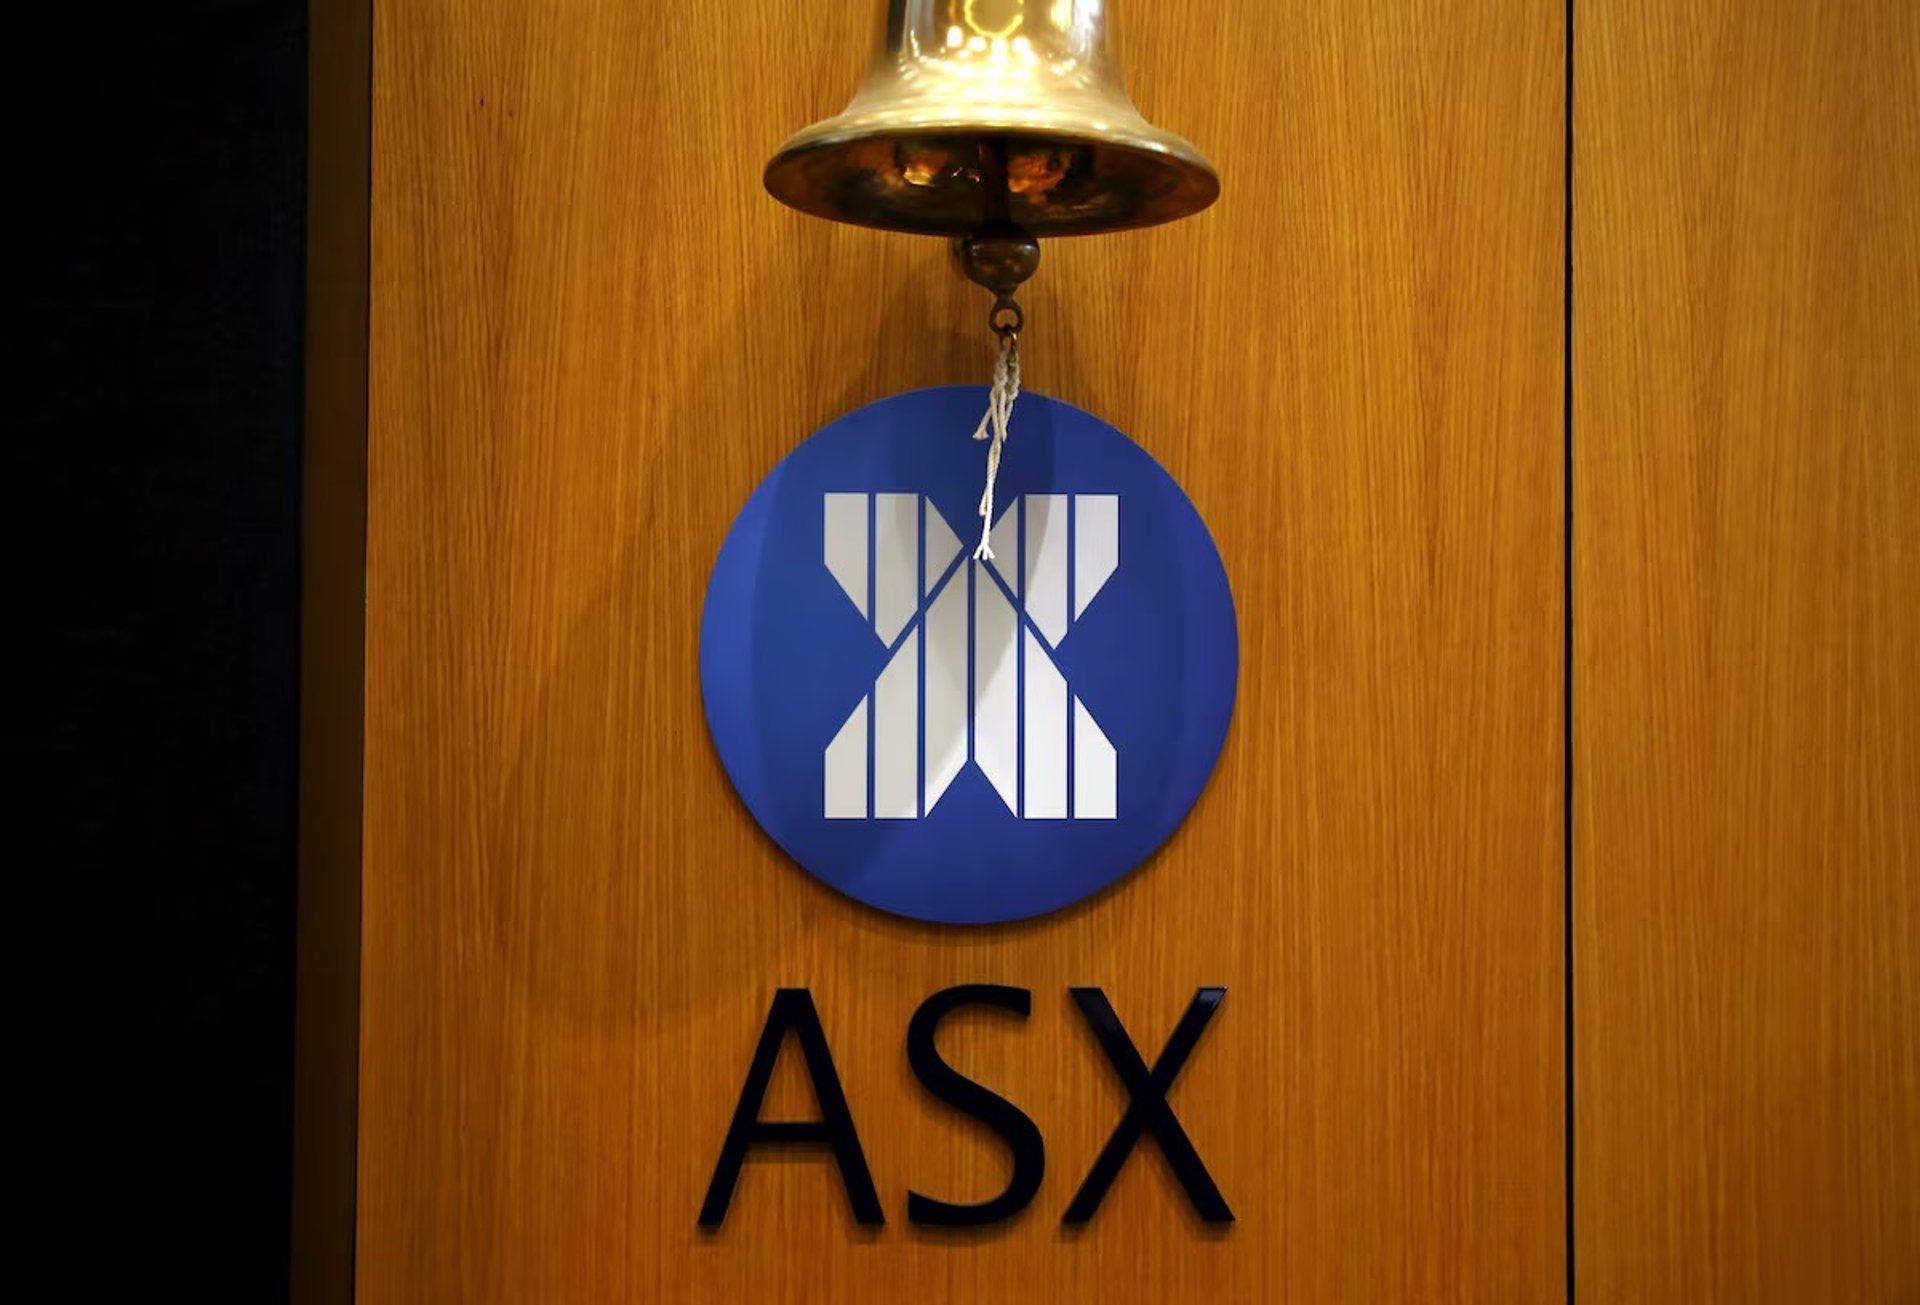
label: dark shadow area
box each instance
[14,2,310,1298]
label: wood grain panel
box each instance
[1575,0,1920,1298]
[360,0,1564,1299]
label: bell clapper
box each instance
[957,208,1040,291]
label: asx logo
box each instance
[819,491,1118,822]
[700,387,1237,924]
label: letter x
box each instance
[1063,986,1233,1224]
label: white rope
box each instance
[971,332,1021,560]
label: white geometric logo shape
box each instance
[821,492,1119,820]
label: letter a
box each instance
[698,988,884,1227]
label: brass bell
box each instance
[764,0,1219,243]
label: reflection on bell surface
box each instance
[765,0,1219,238]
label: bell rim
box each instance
[763,124,1220,239]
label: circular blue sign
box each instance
[700,386,1237,924]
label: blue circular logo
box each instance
[701,387,1237,924]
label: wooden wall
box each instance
[1575,0,1919,1298]
[343,0,1915,1299]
